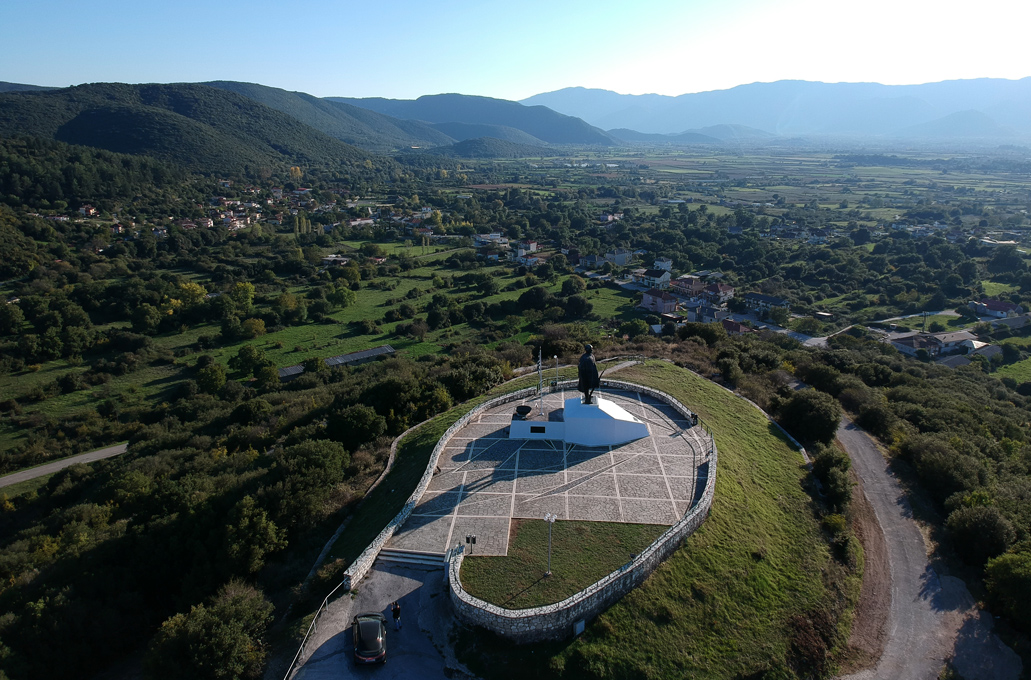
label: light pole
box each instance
[544,513,557,576]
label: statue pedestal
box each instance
[562,396,649,447]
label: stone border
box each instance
[446,380,718,643]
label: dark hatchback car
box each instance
[352,612,387,664]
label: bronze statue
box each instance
[577,344,600,404]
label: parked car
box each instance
[352,612,387,664]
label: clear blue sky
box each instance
[2,0,1028,100]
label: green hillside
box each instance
[202,81,455,151]
[0,83,373,171]
[434,136,551,158]
[332,93,618,145]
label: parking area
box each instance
[388,388,711,556]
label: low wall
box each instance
[447,381,717,643]
[341,385,540,590]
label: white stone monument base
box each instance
[563,396,649,446]
[508,396,649,447]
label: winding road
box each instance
[837,418,1021,680]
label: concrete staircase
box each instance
[375,548,447,569]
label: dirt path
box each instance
[836,418,1021,680]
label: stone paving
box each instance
[388,388,711,556]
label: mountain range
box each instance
[329,94,616,145]
[1,77,1030,173]
[522,78,1031,139]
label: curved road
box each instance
[837,418,1020,680]
[0,443,128,489]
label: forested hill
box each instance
[0,83,374,172]
[201,81,455,152]
[429,136,551,158]
[331,93,618,145]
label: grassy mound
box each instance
[456,361,858,679]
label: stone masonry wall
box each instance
[447,381,717,643]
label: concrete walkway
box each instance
[0,443,128,489]
[837,418,1020,680]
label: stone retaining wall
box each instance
[447,381,717,643]
[341,386,540,590]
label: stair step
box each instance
[375,548,447,568]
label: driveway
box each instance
[837,418,1020,680]
[0,443,128,488]
[291,563,471,680]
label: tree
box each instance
[197,363,227,394]
[619,319,651,339]
[328,404,386,446]
[222,496,286,575]
[144,580,274,680]
[229,282,255,313]
[230,346,270,377]
[241,318,266,339]
[0,302,25,335]
[561,275,587,297]
[132,303,162,335]
[768,306,790,326]
[778,389,842,445]
[563,295,593,319]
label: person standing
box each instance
[391,601,401,630]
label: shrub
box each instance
[986,551,1031,633]
[947,506,1014,566]
[777,389,842,445]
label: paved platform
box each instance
[388,388,711,556]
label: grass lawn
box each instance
[455,361,857,680]
[461,520,665,609]
[996,359,1031,384]
[983,281,1018,297]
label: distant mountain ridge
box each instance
[331,93,617,145]
[0,82,372,170]
[522,79,1031,139]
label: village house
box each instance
[683,302,729,324]
[605,248,634,267]
[931,330,978,354]
[703,283,735,305]
[632,268,672,289]
[79,204,97,217]
[721,319,755,335]
[653,257,674,272]
[670,275,706,298]
[891,334,939,357]
[743,292,790,314]
[641,288,679,314]
[969,298,1024,318]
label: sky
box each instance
[2,0,1029,101]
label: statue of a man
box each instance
[577,344,600,405]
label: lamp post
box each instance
[544,513,557,576]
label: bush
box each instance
[946,506,1014,566]
[986,551,1031,633]
[777,389,842,445]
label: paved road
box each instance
[837,419,1020,680]
[290,563,470,680]
[0,443,128,489]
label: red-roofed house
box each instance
[969,298,1024,318]
[641,288,679,314]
